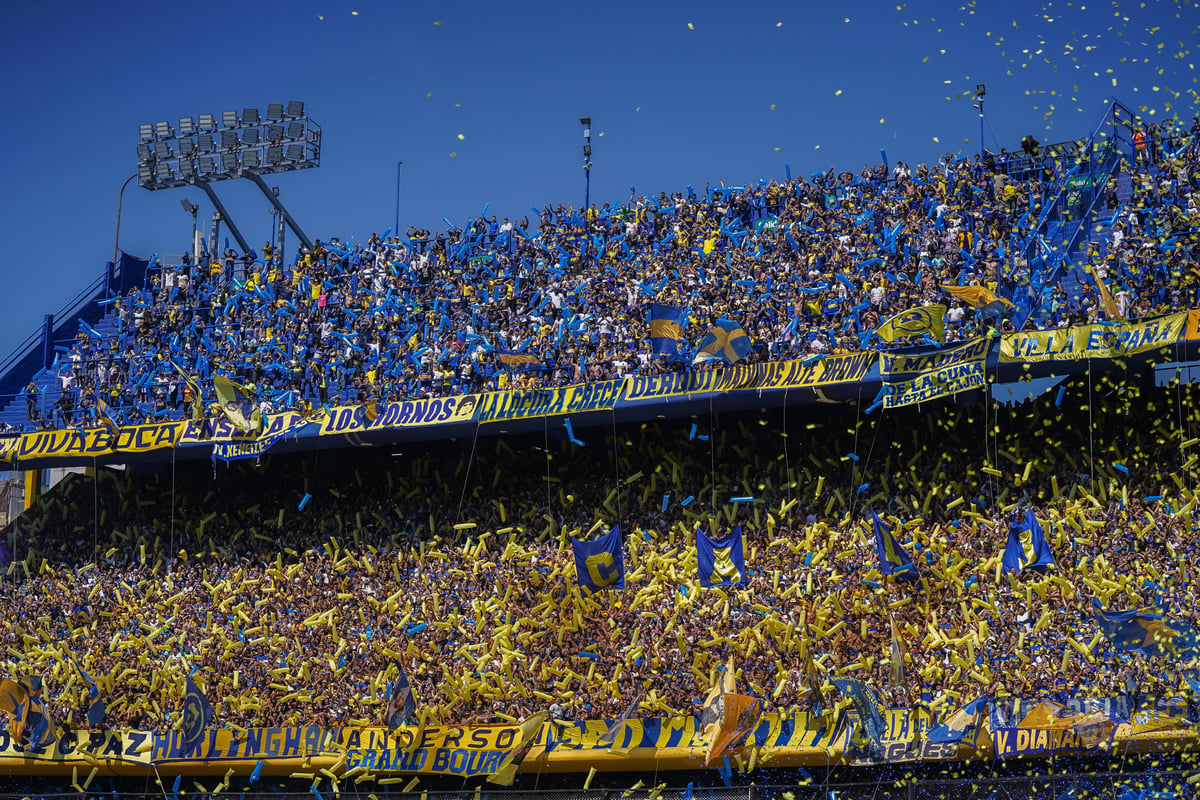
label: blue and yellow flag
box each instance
[696,526,746,588]
[182,675,213,755]
[1002,508,1055,574]
[213,374,256,433]
[871,510,918,581]
[926,696,990,744]
[875,305,946,343]
[830,677,888,751]
[692,319,751,365]
[0,679,29,744]
[648,303,684,357]
[383,662,417,729]
[1091,598,1200,662]
[69,656,105,728]
[571,525,625,592]
[497,350,543,373]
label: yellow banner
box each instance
[477,381,624,423]
[319,396,479,435]
[0,422,186,464]
[1187,310,1200,341]
[1000,313,1186,362]
[880,338,991,409]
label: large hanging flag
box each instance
[0,679,29,744]
[875,305,947,343]
[829,677,888,751]
[692,319,752,365]
[182,675,213,755]
[24,691,56,749]
[213,375,257,433]
[940,284,1015,310]
[870,510,918,581]
[497,350,544,373]
[699,657,762,765]
[383,662,417,730]
[571,525,625,592]
[926,696,990,745]
[1002,508,1055,574]
[1091,598,1200,662]
[488,710,548,786]
[696,526,746,588]
[648,303,684,357]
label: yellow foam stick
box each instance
[815,476,825,498]
[584,767,598,790]
[404,777,421,792]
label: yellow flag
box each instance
[876,305,947,343]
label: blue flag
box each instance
[1091,598,1200,661]
[926,696,990,744]
[692,319,752,365]
[871,510,918,581]
[384,662,417,729]
[1002,508,1055,574]
[182,676,213,755]
[829,677,887,751]
[70,656,105,728]
[571,525,625,592]
[648,304,684,357]
[696,526,746,588]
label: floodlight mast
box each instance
[135,103,320,255]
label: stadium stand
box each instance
[0,103,1195,433]
[3,101,1200,798]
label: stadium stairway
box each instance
[0,254,147,432]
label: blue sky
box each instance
[1,0,1196,351]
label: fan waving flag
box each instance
[875,304,946,343]
[926,696,990,744]
[213,374,257,433]
[383,662,417,729]
[0,679,29,744]
[830,677,888,752]
[1002,508,1055,574]
[696,526,746,587]
[871,510,918,581]
[699,657,761,765]
[69,656,105,728]
[571,525,625,592]
[182,675,213,755]
[648,303,684,356]
[941,283,1015,310]
[497,350,543,373]
[693,319,751,365]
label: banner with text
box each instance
[879,338,991,409]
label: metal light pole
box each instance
[400,160,410,239]
[112,173,137,266]
[973,84,987,159]
[580,117,592,213]
[180,198,199,262]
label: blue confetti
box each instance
[730,496,754,503]
[1113,463,1129,474]
[846,453,860,461]
[681,496,695,506]
[297,493,311,511]
[1055,385,1067,406]
[662,495,670,512]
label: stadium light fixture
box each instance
[135,101,321,253]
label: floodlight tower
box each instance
[135,102,321,256]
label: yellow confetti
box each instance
[457,134,465,140]
[687,22,694,29]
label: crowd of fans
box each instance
[4,373,1200,734]
[15,121,1200,431]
